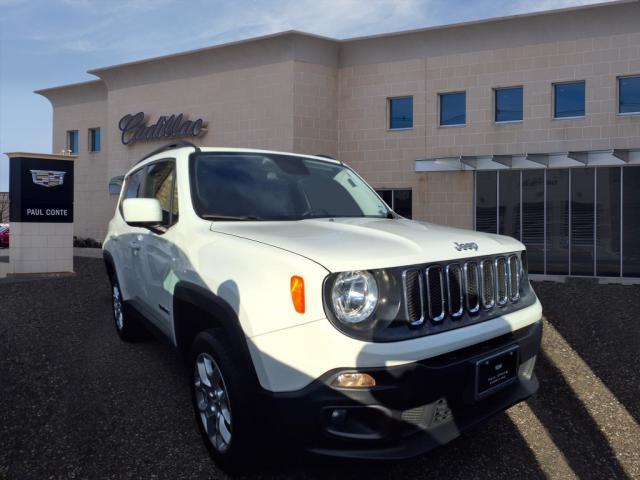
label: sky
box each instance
[0,0,613,191]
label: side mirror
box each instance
[122,198,162,228]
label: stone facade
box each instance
[8,223,74,275]
[36,0,640,239]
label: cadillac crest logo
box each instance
[30,170,66,188]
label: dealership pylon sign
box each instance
[2,152,76,277]
[9,154,74,223]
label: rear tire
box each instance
[109,272,143,342]
[189,330,261,473]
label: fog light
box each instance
[330,408,347,425]
[331,372,376,388]
[518,355,537,380]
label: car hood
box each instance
[209,217,523,272]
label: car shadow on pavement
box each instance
[241,414,547,480]
[528,350,629,480]
[533,280,640,426]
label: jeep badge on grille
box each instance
[454,242,479,251]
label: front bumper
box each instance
[260,320,542,459]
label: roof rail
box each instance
[137,140,201,164]
[315,154,336,160]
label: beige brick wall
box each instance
[293,61,338,157]
[102,60,297,183]
[46,82,112,241]
[337,58,427,221]
[417,171,474,228]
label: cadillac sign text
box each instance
[118,112,207,146]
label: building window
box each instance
[439,92,466,126]
[89,128,101,152]
[376,189,412,218]
[495,86,523,122]
[474,166,640,277]
[553,81,585,118]
[66,130,78,154]
[388,97,413,129]
[618,75,640,114]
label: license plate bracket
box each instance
[475,345,519,400]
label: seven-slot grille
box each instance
[403,254,522,326]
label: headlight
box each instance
[331,271,378,324]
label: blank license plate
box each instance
[475,346,519,400]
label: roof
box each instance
[34,79,104,96]
[3,152,78,161]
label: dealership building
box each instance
[35,0,640,278]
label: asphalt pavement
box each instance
[0,257,638,479]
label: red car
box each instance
[0,225,9,248]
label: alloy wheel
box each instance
[194,352,232,453]
[112,284,124,331]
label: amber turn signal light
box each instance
[331,372,376,388]
[290,275,305,313]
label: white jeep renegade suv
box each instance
[103,142,542,470]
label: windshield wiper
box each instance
[201,214,263,221]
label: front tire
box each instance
[189,330,260,473]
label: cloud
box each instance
[5,0,622,58]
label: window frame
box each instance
[438,91,466,127]
[66,130,78,154]
[494,85,524,124]
[88,127,101,153]
[143,158,179,230]
[387,96,414,131]
[118,158,179,232]
[552,80,586,120]
[118,166,148,218]
[617,74,640,116]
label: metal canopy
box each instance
[415,149,638,171]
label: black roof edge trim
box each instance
[137,141,201,164]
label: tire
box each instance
[189,330,261,473]
[109,272,143,342]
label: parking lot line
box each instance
[541,319,640,478]
[507,402,576,479]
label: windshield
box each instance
[190,153,391,221]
